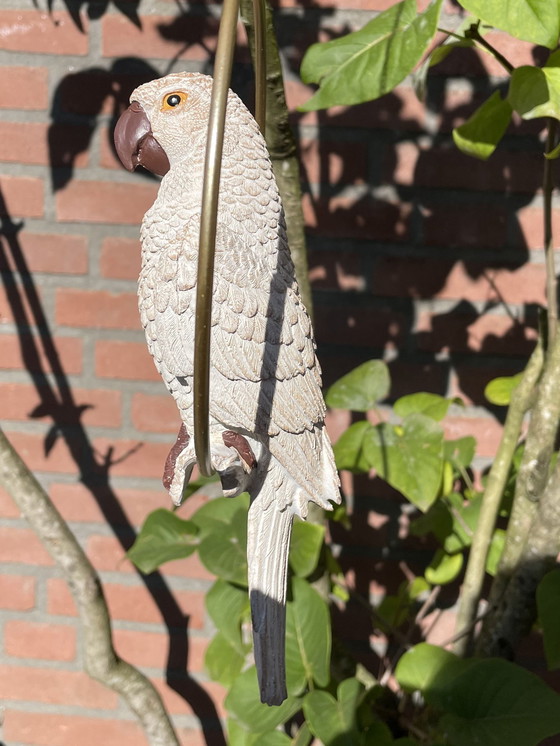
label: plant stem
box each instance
[544,118,558,347]
[478,324,560,654]
[0,428,179,746]
[465,24,514,74]
[453,339,543,656]
[239,0,313,315]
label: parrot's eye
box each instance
[162,92,187,110]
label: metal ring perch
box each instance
[193,0,267,476]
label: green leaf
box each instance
[291,722,313,746]
[325,360,390,411]
[396,643,465,696]
[460,0,560,49]
[333,420,373,473]
[363,414,444,511]
[485,372,524,406]
[191,493,250,539]
[198,505,248,586]
[394,392,452,421]
[225,667,303,733]
[289,519,325,578]
[206,579,249,650]
[227,716,292,746]
[509,66,560,120]
[443,494,479,553]
[453,91,512,160]
[545,140,560,159]
[126,508,199,574]
[303,679,364,746]
[300,0,443,111]
[397,643,560,746]
[444,437,476,470]
[181,472,220,501]
[286,577,331,694]
[205,632,246,686]
[425,549,463,585]
[537,568,560,669]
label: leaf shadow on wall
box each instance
[289,41,548,667]
[5,67,226,744]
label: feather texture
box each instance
[126,72,341,704]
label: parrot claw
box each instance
[163,423,196,506]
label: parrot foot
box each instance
[163,423,196,506]
[215,431,258,499]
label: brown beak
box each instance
[114,101,170,177]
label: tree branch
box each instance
[454,339,544,655]
[240,0,313,315]
[0,427,179,746]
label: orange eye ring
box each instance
[161,91,188,110]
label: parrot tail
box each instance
[247,491,294,706]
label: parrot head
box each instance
[114,72,217,176]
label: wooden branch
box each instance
[453,339,544,655]
[240,0,313,315]
[0,427,179,746]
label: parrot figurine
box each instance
[114,72,341,705]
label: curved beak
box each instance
[114,101,170,177]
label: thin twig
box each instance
[0,428,179,746]
[544,119,558,347]
[465,24,515,74]
[454,340,544,656]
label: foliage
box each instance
[126,0,560,743]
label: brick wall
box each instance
[0,1,551,744]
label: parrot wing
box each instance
[146,216,338,511]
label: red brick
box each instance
[0,574,35,610]
[0,333,82,374]
[47,578,206,628]
[0,175,44,218]
[48,482,165,526]
[285,78,425,131]
[300,138,368,185]
[92,437,172,480]
[0,486,20,518]
[0,10,88,55]
[314,300,405,350]
[100,236,141,279]
[0,663,117,707]
[303,192,411,242]
[372,257,546,306]
[308,249,365,291]
[0,66,48,110]
[0,382,122,428]
[113,628,207,671]
[422,203,507,249]
[0,232,88,274]
[0,526,54,566]
[87,534,214,581]
[4,711,147,746]
[56,180,157,224]
[5,431,78,475]
[102,14,238,61]
[0,121,89,167]
[416,309,538,357]
[99,126,122,170]
[131,392,180,433]
[444,416,504,459]
[0,281,42,325]
[516,207,560,251]
[390,141,543,194]
[4,620,77,662]
[95,339,160,381]
[56,288,140,330]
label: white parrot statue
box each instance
[114,72,341,706]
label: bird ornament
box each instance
[114,71,340,705]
